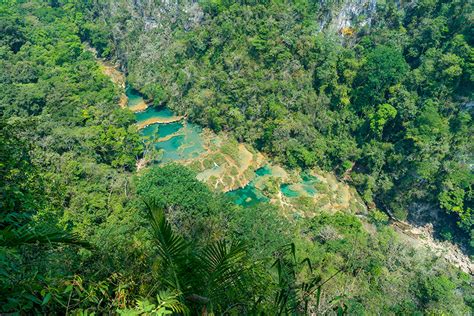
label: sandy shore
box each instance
[137,116,184,129]
[129,100,149,112]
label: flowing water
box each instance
[135,107,177,123]
[226,166,271,206]
[128,87,204,162]
[126,85,145,108]
[128,87,321,206]
[228,165,321,206]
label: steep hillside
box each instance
[1,1,473,314]
[81,0,473,251]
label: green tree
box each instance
[353,46,409,111]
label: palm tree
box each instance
[272,243,347,315]
[144,200,353,315]
[0,212,89,313]
[0,223,88,248]
[144,200,248,315]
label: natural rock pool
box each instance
[127,86,364,214]
[129,87,205,162]
[228,166,320,206]
[226,166,272,206]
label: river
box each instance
[126,87,365,211]
[92,45,473,274]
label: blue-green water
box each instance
[135,107,176,122]
[227,182,269,207]
[157,122,183,138]
[140,124,159,144]
[281,184,300,197]
[302,184,317,196]
[140,122,183,140]
[229,165,321,205]
[255,165,272,176]
[155,135,185,161]
[128,85,204,162]
[300,172,318,196]
[227,166,272,206]
[126,85,145,108]
[153,124,204,162]
[127,86,319,206]
[178,124,204,159]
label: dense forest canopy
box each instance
[0,0,473,314]
[94,0,473,244]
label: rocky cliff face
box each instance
[93,0,203,74]
[91,0,397,94]
[108,0,381,32]
[89,0,387,96]
[113,0,203,31]
[100,0,202,28]
[319,0,378,31]
[95,0,389,67]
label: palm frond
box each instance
[145,201,189,291]
[119,290,189,316]
[0,225,89,248]
[145,201,189,265]
[197,240,247,300]
[156,290,189,315]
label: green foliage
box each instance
[0,119,40,213]
[0,1,142,313]
[143,202,249,313]
[354,46,409,109]
[80,21,112,58]
[228,203,291,257]
[419,275,456,303]
[0,225,88,248]
[118,290,189,315]
[369,209,390,227]
[136,164,235,243]
[303,212,472,314]
[97,0,473,249]
[368,103,397,138]
[271,242,346,315]
[1,1,473,314]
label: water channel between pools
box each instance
[128,87,318,206]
